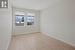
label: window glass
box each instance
[27,13,35,25]
[27,16,34,25]
[15,15,24,26]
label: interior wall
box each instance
[12,7,40,35]
[41,0,75,47]
[0,0,12,50]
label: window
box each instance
[15,15,24,26]
[27,13,35,25]
[15,11,25,26]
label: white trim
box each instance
[42,33,75,47]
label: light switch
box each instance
[0,0,8,8]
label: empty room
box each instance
[0,0,75,50]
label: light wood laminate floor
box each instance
[8,33,75,50]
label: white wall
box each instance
[12,8,40,35]
[0,0,12,50]
[41,0,75,47]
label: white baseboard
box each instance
[42,33,75,48]
[12,32,40,36]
